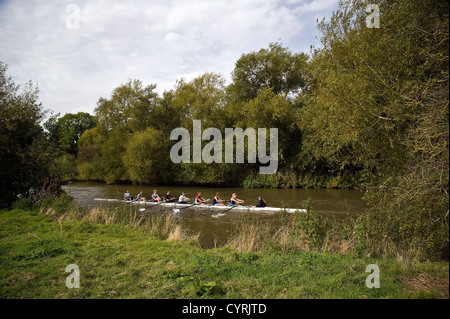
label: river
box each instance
[63,181,368,248]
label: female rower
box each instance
[195,192,207,205]
[136,191,146,201]
[165,191,175,202]
[230,193,244,207]
[151,189,162,202]
[256,196,267,207]
[178,192,190,204]
[124,189,132,201]
[213,192,225,206]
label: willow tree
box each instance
[225,43,308,180]
[95,79,159,134]
[228,42,308,103]
[76,127,104,181]
[168,73,235,185]
[122,127,170,184]
[80,80,160,183]
[234,87,299,170]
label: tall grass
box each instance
[227,214,272,252]
[37,192,448,261]
[39,194,199,244]
[226,209,355,255]
[226,202,448,262]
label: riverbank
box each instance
[1,208,448,299]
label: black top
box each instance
[256,199,266,207]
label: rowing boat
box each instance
[93,198,306,214]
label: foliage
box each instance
[95,79,159,134]
[76,127,105,181]
[68,44,327,186]
[99,130,128,183]
[0,62,56,207]
[44,112,95,155]
[295,0,449,260]
[228,42,308,102]
[122,127,170,184]
[51,154,78,182]
[294,201,328,250]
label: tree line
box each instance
[1,0,448,258]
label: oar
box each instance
[212,204,237,218]
[150,200,165,210]
[173,198,211,213]
[173,202,197,213]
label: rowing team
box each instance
[123,189,267,207]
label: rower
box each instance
[151,189,162,202]
[165,191,175,202]
[178,192,190,204]
[136,191,146,201]
[195,192,207,205]
[124,189,132,201]
[213,192,225,206]
[230,193,244,207]
[256,196,267,207]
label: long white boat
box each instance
[93,198,306,214]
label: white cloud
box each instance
[293,0,338,13]
[165,32,181,42]
[0,0,339,116]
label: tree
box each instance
[168,73,235,185]
[171,72,228,129]
[0,62,55,207]
[44,112,95,155]
[299,0,448,181]
[77,80,160,183]
[298,0,449,259]
[75,127,129,184]
[122,127,170,184]
[228,43,308,102]
[95,79,159,134]
[236,87,299,167]
[76,127,104,181]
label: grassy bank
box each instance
[0,207,448,299]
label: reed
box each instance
[41,198,197,243]
[226,209,360,254]
[227,220,271,252]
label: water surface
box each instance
[63,182,368,248]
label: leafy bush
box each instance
[294,200,327,250]
[12,198,34,211]
[39,191,76,216]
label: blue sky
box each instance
[0,0,339,116]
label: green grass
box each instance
[0,209,448,299]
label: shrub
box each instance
[12,198,34,211]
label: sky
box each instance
[0,0,340,116]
